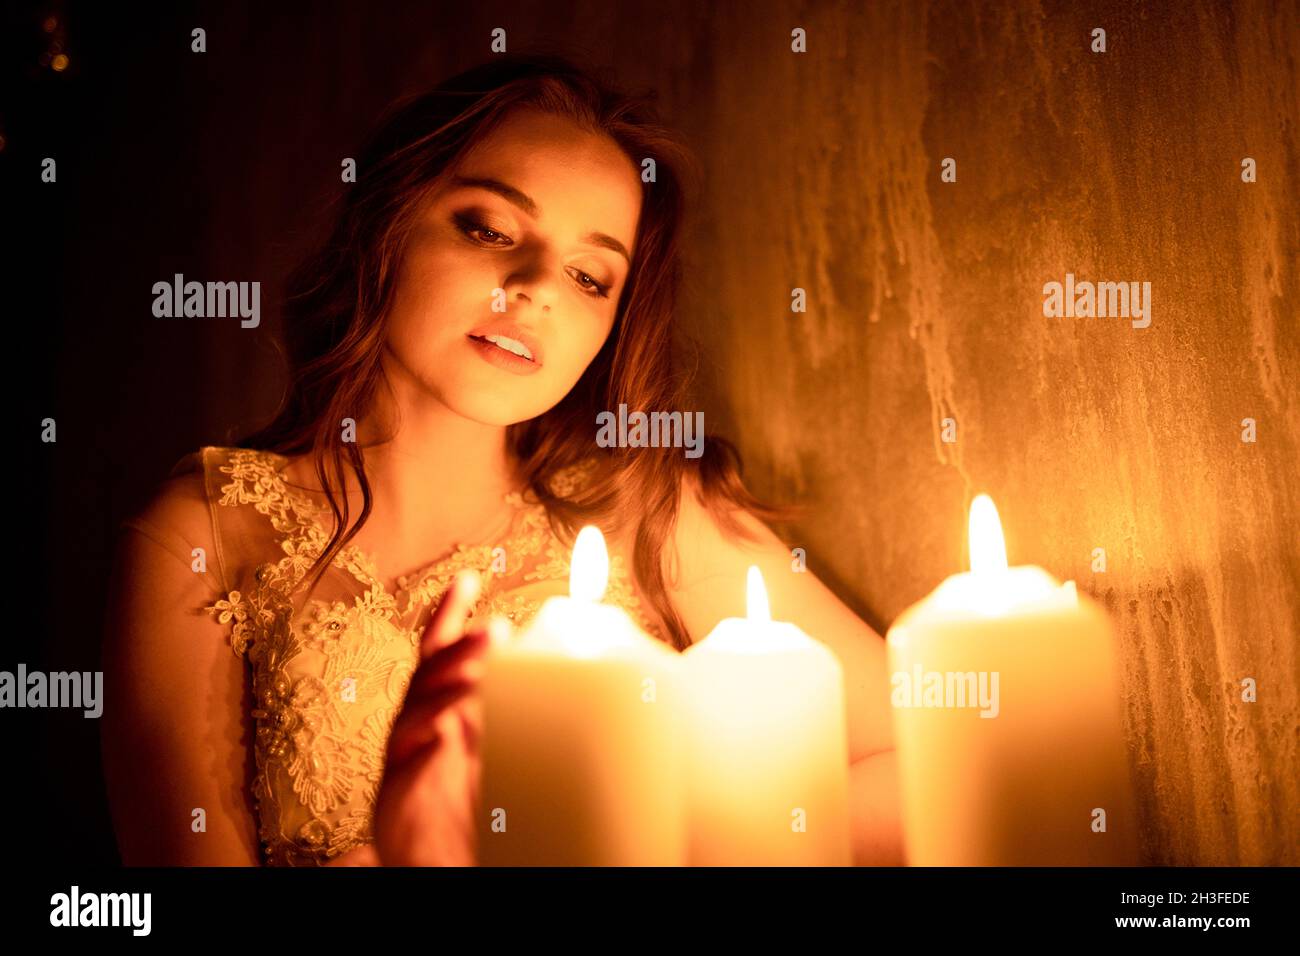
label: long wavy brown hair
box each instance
[238,52,798,650]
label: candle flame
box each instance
[969,494,1009,575]
[569,525,609,603]
[746,565,771,622]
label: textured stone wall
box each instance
[661,0,1299,865]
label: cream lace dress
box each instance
[120,445,665,866]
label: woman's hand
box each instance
[373,569,507,866]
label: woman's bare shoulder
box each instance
[660,467,790,639]
[124,452,215,547]
[671,466,780,564]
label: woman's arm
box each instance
[849,750,906,865]
[101,483,262,866]
[664,471,905,864]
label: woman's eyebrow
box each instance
[448,174,631,264]
[451,175,539,217]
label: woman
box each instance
[100,53,902,866]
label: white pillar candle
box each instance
[886,495,1138,865]
[477,525,685,866]
[682,566,851,865]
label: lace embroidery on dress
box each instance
[196,446,663,865]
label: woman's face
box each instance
[382,107,644,426]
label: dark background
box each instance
[6,0,1298,866]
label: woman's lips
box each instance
[466,321,544,374]
[466,333,544,375]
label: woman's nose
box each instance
[503,252,560,315]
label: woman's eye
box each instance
[455,214,512,246]
[570,268,612,299]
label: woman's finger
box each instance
[407,630,490,695]
[458,695,484,754]
[452,617,507,753]
[394,614,509,766]
[387,680,477,767]
[419,569,481,659]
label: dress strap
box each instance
[186,447,237,595]
[178,445,290,599]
